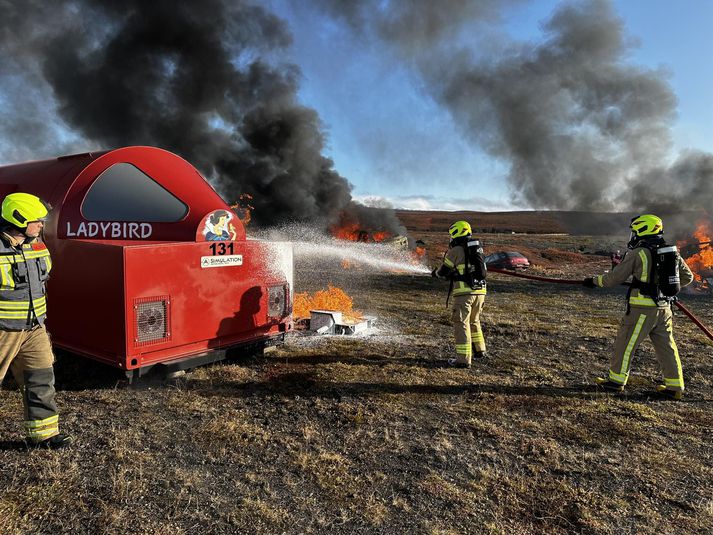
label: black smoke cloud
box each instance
[316,0,712,236]
[315,0,514,52]
[0,0,405,234]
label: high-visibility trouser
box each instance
[451,294,486,365]
[0,325,60,442]
[608,306,684,391]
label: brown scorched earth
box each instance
[1,210,711,534]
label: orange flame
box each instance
[230,193,254,227]
[330,221,392,243]
[331,222,362,241]
[293,285,363,320]
[683,221,713,286]
[371,231,390,242]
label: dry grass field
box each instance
[1,211,712,534]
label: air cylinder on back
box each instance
[656,245,681,297]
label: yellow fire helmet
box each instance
[449,220,472,239]
[630,214,663,238]
[1,192,50,228]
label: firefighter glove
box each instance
[582,277,596,288]
[431,269,438,278]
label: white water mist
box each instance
[251,224,431,275]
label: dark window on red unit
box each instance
[82,163,188,222]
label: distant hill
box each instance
[396,209,636,235]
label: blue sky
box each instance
[269,0,713,211]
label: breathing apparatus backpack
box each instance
[629,239,681,305]
[463,239,487,289]
[442,237,488,306]
[448,238,487,289]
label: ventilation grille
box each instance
[134,296,170,346]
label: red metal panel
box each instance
[56,146,246,242]
[0,152,106,217]
[123,240,292,369]
[45,240,126,364]
[0,146,246,245]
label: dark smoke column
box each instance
[429,0,677,212]
[0,0,406,232]
[315,0,712,230]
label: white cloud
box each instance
[353,194,520,212]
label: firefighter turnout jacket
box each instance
[0,230,61,443]
[591,245,694,391]
[0,232,51,328]
[593,246,693,307]
[436,244,487,298]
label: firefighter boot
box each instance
[447,358,471,369]
[655,385,683,401]
[28,433,73,450]
[473,350,488,360]
[594,377,625,393]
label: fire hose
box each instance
[488,267,713,342]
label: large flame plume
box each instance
[680,220,713,290]
[293,285,362,320]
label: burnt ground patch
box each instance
[1,230,712,534]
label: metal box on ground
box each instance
[310,310,375,335]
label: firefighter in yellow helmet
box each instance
[0,193,72,448]
[432,221,487,368]
[583,214,694,400]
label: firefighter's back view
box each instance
[0,193,72,448]
[583,214,694,399]
[432,221,488,368]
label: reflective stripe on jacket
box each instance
[439,244,487,296]
[593,247,693,308]
[0,232,52,330]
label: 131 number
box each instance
[209,242,234,255]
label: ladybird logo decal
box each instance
[66,221,153,238]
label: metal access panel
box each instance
[45,240,127,363]
[122,240,293,370]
